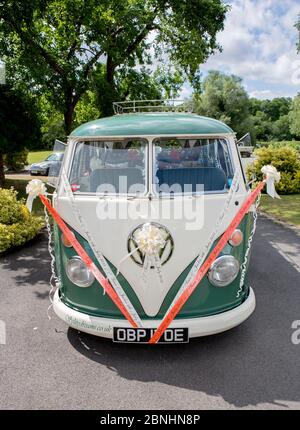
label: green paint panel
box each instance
[54,214,252,320]
[71,113,233,137]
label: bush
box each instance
[257,141,300,151]
[247,146,300,194]
[41,120,66,149]
[0,188,44,253]
[4,149,29,172]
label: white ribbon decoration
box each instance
[118,223,168,286]
[134,223,168,285]
[261,165,281,199]
[164,170,240,314]
[26,179,47,212]
[134,223,168,256]
[60,168,143,328]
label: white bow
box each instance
[117,223,168,285]
[134,223,168,256]
[134,223,167,285]
[26,179,47,211]
[261,165,281,199]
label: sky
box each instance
[181,0,300,100]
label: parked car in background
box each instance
[237,133,254,158]
[29,152,64,176]
[239,146,254,158]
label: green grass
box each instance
[27,150,52,164]
[260,194,300,227]
[3,178,47,217]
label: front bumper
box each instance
[53,288,255,340]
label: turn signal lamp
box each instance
[62,231,75,248]
[228,229,243,247]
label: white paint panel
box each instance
[55,191,248,316]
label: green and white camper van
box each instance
[52,101,255,343]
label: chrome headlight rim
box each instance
[66,256,95,288]
[208,255,240,287]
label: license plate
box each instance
[113,327,189,344]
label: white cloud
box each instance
[201,0,300,98]
[249,90,273,99]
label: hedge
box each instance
[0,188,44,253]
[247,146,300,194]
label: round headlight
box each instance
[208,255,240,287]
[66,256,94,288]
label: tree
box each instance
[0,0,228,134]
[94,65,183,115]
[0,85,41,184]
[93,65,165,118]
[74,90,100,128]
[272,115,293,141]
[251,111,273,141]
[249,97,292,121]
[37,95,66,149]
[117,67,183,101]
[249,97,293,141]
[33,66,168,148]
[194,71,253,139]
[289,94,300,138]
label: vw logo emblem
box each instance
[127,222,174,267]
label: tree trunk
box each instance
[0,152,5,187]
[101,56,117,117]
[64,99,75,136]
[106,55,115,84]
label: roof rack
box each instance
[113,99,193,115]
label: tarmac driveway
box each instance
[0,216,300,410]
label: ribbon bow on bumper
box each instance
[261,165,281,199]
[26,179,47,211]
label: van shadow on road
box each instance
[68,217,300,408]
[1,230,51,298]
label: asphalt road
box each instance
[0,216,300,410]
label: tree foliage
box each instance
[249,97,292,121]
[193,71,297,143]
[249,97,293,141]
[289,94,300,138]
[194,71,253,139]
[0,84,41,183]
[0,0,228,133]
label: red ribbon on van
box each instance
[39,194,139,329]
[148,180,266,344]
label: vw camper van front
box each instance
[49,105,257,343]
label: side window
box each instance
[47,139,66,188]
